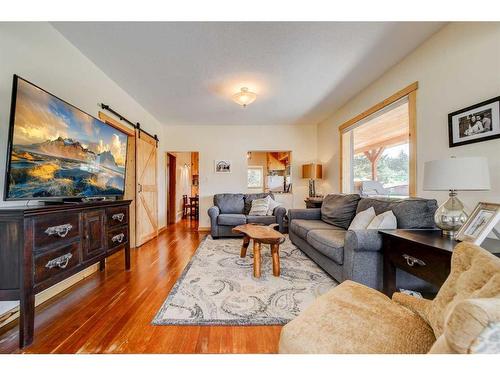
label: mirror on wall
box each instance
[246,151,292,194]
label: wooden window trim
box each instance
[338,82,418,195]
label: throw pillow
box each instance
[248,196,271,216]
[321,194,361,229]
[244,193,273,214]
[367,210,397,230]
[266,197,282,216]
[348,206,376,230]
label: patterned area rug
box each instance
[152,235,338,326]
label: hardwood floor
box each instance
[0,219,282,354]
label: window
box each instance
[246,151,292,193]
[247,166,264,189]
[340,83,417,197]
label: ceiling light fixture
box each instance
[232,87,256,108]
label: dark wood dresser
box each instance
[0,200,132,348]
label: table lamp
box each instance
[302,163,323,197]
[423,156,490,237]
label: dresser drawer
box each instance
[33,212,81,251]
[83,210,106,261]
[106,206,129,228]
[34,242,81,285]
[107,225,128,253]
[387,239,451,286]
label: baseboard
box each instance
[0,263,99,329]
[198,226,210,232]
[158,225,167,234]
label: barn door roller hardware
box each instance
[100,103,159,147]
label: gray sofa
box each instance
[208,193,287,238]
[288,194,439,291]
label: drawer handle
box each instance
[45,224,73,238]
[112,213,125,222]
[45,253,72,269]
[111,233,125,244]
[402,254,426,267]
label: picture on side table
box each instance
[448,96,500,147]
[455,202,500,245]
[215,160,231,173]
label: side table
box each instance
[304,197,323,208]
[379,229,500,297]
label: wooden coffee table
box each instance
[232,224,285,278]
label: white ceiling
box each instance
[53,22,444,126]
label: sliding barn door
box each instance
[135,131,158,246]
[98,112,136,248]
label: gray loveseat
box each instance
[208,193,287,238]
[289,194,438,291]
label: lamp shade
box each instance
[302,163,323,179]
[423,157,490,191]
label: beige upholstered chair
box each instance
[279,242,500,354]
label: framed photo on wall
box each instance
[214,160,231,173]
[455,202,500,245]
[448,96,500,148]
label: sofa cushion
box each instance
[444,298,500,354]
[247,215,276,225]
[279,280,436,354]
[214,194,245,214]
[267,197,282,215]
[248,196,271,216]
[244,193,274,215]
[290,219,342,240]
[367,210,397,230]
[348,207,376,230]
[217,214,247,226]
[426,242,500,338]
[356,197,438,229]
[307,229,346,264]
[321,194,361,229]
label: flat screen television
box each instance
[4,75,128,201]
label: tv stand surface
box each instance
[0,199,132,348]
[39,196,120,205]
[40,200,80,205]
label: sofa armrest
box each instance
[208,206,220,237]
[344,229,383,253]
[288,208,321,221]
[208,205,220,219]
[273,206,287,233]
[392,292,432,323]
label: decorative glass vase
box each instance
[434,190,468,237]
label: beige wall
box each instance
[318,22,500,217]
[161,124,318,228]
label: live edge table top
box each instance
[232,224,285,245]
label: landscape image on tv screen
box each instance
[6,77,128,199]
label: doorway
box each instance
[166,151,200,227]
[167,153,177,225]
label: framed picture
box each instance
[214,160,231,173]
[448,96,500,148]
[455,202,500,245]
